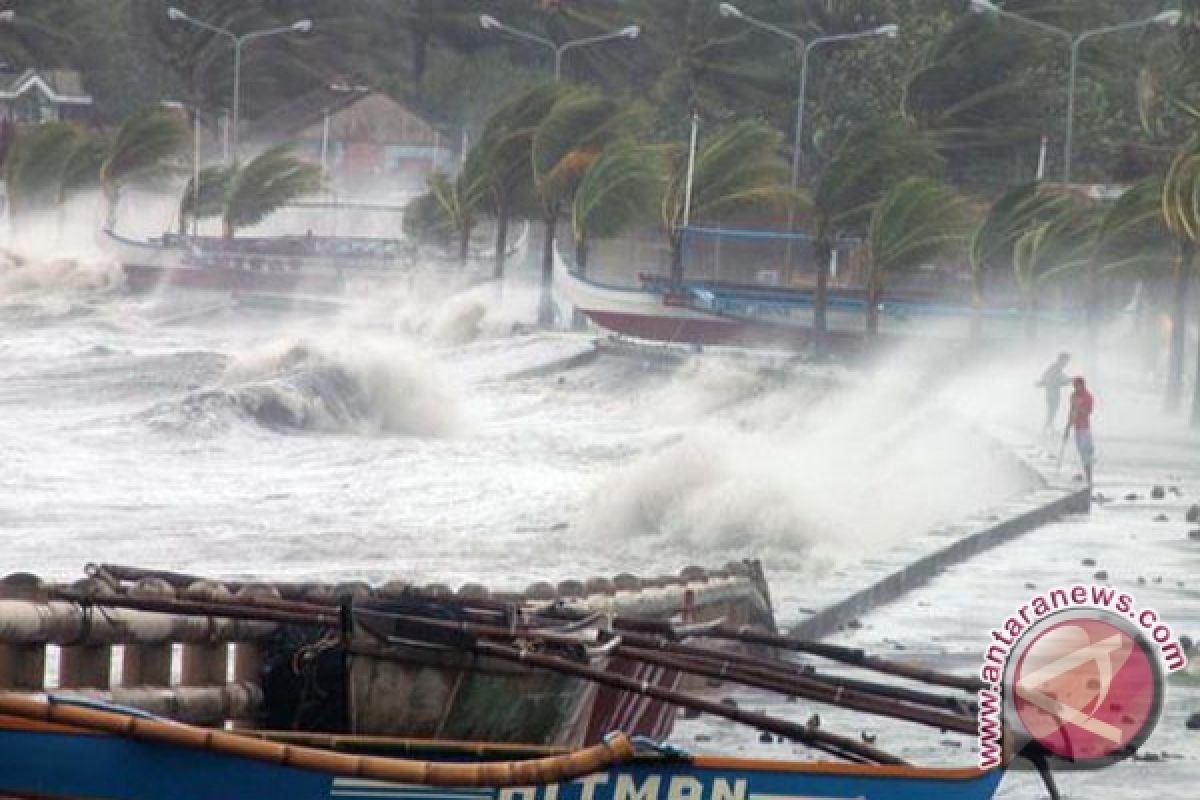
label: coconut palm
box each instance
[469,83,564,279]
[570,142,663,275]
[3,123,81,217]
[659,118,796,284]
[426,162,491,265]
[99,106,188,228]
[179,165,235,235]
[530,88,636,325]
[968,183,1075,340]
[1090,175,1173,363]
[1161,135,1200,417]
[1011,198,1099,341]
[811,119,943,349]
[864,177,971,337]
[222,144,322,239]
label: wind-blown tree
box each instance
[530,88,636,325]
[469,83,564,280]
[1090,175,1173,363]
[99,106,188,228]
[179,165,235,236]
[1011,197,1099,341]
[1161,135,1200,416]
[864,177,971,337]
[659,118,796,284]
[426,163,490,265]
[811,119,943,350]
[222,144,322,239]
[570,142,663,275]
[968,183,1074,341]
[3,123,81,217]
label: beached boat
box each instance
[0,693,1006,800]
[104,227,415,295]
[555,259,1082,348]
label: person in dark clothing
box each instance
[1036,353,1072,432]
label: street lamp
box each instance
[479,14,639,80]
[167,7,312,162]
[719,3,899,187]
[969,1,1181,184]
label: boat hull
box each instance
[0,724,1005,800]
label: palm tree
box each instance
[659,118,796,284]
[426,164,490,265]
[99,106,188,228]
[811,119,943,350]
[222,144,322,239]
[570,142,663,275]
[469,83,564,279]
[3,123,81,217]
[1091,175,1172,364]
[1010,197,1099,341]
[1161,134,1200,415]
[179,165,235,236]
[968,183,1078,341]
[864,177,971,337]
[530,88,635,325]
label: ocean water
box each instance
[0,249,1193,797]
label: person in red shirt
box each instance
[1066,377,1095,486]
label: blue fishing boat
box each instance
[0,694,1005,800]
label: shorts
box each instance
[1075,429,1095,466]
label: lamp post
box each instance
[968,0,1181,184]
[479,14,639,80]
[167,7,312,162]
[719,3,898,187]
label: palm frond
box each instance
[223,144,322,237]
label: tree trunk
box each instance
[493,210,509,280]
[866,266,880,338]
[813,234,832,356]
[1024,295,1039,342]
[970,277,984,344]
[458,222,471,266]
[1166,238,1193,412]
[1083,259,1099,373]
[539,211,558,327]
[575,234,589,277]
[669,234,684,284]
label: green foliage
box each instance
[4,122,81,214]
[867,177,970,285]
[179,165,235,233]
[969,182,1075,301]
[222,144,322,237]
[571,142,664,268]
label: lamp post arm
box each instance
[729,11,804,47]
[557,28,637,57]
[492,24,556,54]
[237,23,310,45]
[175,14,237,43]
[988,9,1072,44]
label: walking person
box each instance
[1036,353,1072,432]
[1065,376,1095,487]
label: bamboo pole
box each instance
[0,599,276,646]
[0,692,636,788]
[57,682,262,725]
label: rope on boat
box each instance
[0,692,636,787]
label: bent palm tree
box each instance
[812,119,942,350]
[100,106,188,229]
[3,123,81,217]
[222,145,322,239]
[659,119,796,284]
[427,163,491,265]
[570,142,663,275]
[865,178,971,337]
[179,165,235,236]
[531,88,635,325]
[1161,135,1200,417]
[1011,198,1099,341]
[968,183,1073,341]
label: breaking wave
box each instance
[0,252,124,316]
[151,337,461,436]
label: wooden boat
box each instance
[0,561,776,748]
[104,228,414,295]
[555,259,1082,349]
[0,692,1007,800]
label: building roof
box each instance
[250,88,442,146]
[0,68,92,105]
